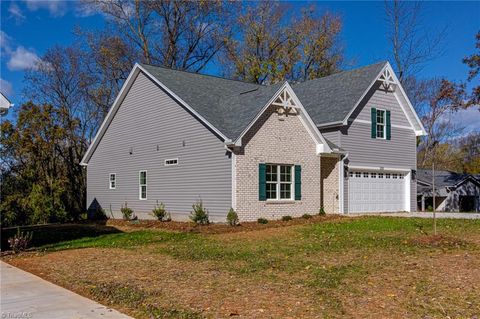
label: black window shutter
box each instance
[386,110,391,140]
[371,107,377,138]
[259,163,266,201]
[294,165,301,200]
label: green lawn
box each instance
[4,216,480,318]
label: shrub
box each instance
[121,202,134,220]
[257,218,268,224]
[302,213,312,219]
[8,227,32,253]
[319,207,326,216]
[281,215,293,221]
[151,202,167,221]
[226,208,239,226]
[190,200,209,225]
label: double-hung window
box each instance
[376,109,386,139]
[266,164,293,200]
[109,173,116,189]
[139,170,147,200]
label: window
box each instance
[349,172,354,178]
[378,173,384,179]
[363,172,369,178]
[266,164,293,200]
[371,172,377,178]
[386,173,391,179]
[399,174,404,179]
[139,171,147,200]
[355,172,361,178]
[392,173,398,179]
[109,173,116,189]
[376,109,386,139]
[165,158,178,166]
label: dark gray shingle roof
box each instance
[292,61,387,125]
[140,61,387,140]
[417,169,478,188]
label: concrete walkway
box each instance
[0,261,132,319]
[355,212,480,219]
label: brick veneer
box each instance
[320,156,340,214]
[233,106,323,221]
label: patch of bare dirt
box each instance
[107,214,344,234]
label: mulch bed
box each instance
[107,214,345,234]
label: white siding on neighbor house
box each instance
[87,72,232,221]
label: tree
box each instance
[83,0,233,72]
[462,31,480,107]
[416,79,467,168]
[385,0,445,83]
[223,2,343,84]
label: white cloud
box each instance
[24,0,67,17]
[0,79,14,96]
[7,46,41,71]
[446,107,480,133]
[0,31,12,54]
[8,2,26,24]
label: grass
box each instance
[3,216,480,318]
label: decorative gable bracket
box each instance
[272,88,299,116]
[378,68,397,92]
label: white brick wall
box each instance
[233,106,322,221]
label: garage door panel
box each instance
[348,170,405,213]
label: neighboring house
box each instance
[81,61,426,222]
[0,92,13,116]
[417,169,480,212]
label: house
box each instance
[0,92,13,116]
[417,169,480,212]
[81,61,426,222]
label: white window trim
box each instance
[139,170,147,200]
[376,108,386,140]
[164,158,178,166]
[266,164,295,201]
[109,173,116,190]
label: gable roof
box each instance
[82,61,424,165]
[417,169,480,188]
[292,61,387,126]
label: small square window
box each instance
[386,173,391,179]
[363,172,369,178]
[371,173,377,178]
[109,173,116,189]
[349,172,354,178]
[392,174,398,179]
[355,172,361,178]
[378,173,384,178]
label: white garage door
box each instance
[348,171,405,213]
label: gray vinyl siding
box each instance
[337,84,418,213]
[351,83,411,127]
[87,72,232,221]
[319,127,341,146]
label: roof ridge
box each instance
[140,63,264,87]
[295,60,388,86]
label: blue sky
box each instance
[1,1,479,128]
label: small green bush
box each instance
[319,207,326,216]
[427,205,433,212]
[190,200,209,225]
[121,203,134,221]
[151,202,167,221]
[8,227,33,253]
[226,208,239,226]
[302,213,312,219]
[257,218,268,224]
[281,215,293,221]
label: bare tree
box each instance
[83,0,233,72]
[385,0,446,83]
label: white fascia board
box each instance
[80,63,229,166]
[80,65,141,165]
